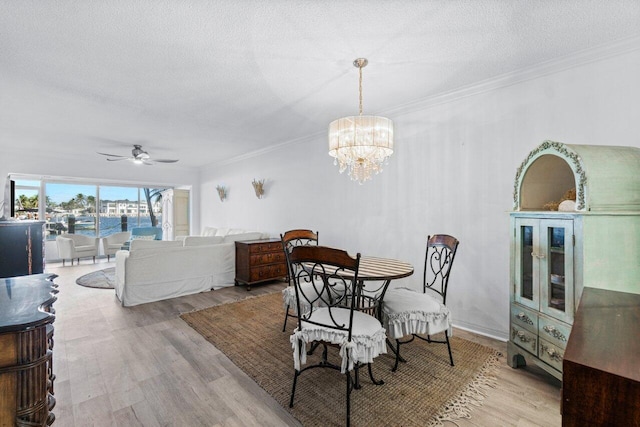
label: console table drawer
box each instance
[250,252,286,266]
[249,264,288,283]
[249,242,282,253]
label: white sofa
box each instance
[56,233,100,266]
[114,231,265,307]
[201,226,269,239]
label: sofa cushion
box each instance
[215,228,230,237]
[184,236,224,246]
[223,232,263,243]
[130,240,183,250]
[202,226,218,236]
[131,234,156,240]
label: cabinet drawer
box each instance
[538,338,564,372]
[538,315,571,349]
[511,326,537,355]
[249,242,283,253]
[510,303,538,334]
[249,263,288,282]
[250,252,286,266]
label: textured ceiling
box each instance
[1,0,640,169]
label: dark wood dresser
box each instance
[0,273,58,426]
[235,239,287,290]
[0,220,45,278]
[562,287,640,426]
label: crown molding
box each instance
[205,34,640,168]
[203,130,325,168]
[385,34,640,116]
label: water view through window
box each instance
[13,179,166,240]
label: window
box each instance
[9,175,169,241]
[13,179,40,220]
[46,183,97,239]
[98,186,165,234]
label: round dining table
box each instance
[333,255,414,318]
[356,256,414,283]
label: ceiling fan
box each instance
[97,144,179,165]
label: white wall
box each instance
[2,46,638,339]
[199,47,640,340]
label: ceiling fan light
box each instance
[99,144,179,165]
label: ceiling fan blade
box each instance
[153,159,179,163]
[105,157,130,161]
[98,152,128,158]
[142,160,154,165]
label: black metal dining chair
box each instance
[286,245,387,427]
[382,234,460,371]
[280,229,319,331]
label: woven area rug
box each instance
[75,267,115,289]
[181,292,500,427]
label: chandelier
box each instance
[328,58,394,184]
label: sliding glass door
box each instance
[45,183,97,240]
[11,176,170,243]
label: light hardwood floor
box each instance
[47,259,562,426]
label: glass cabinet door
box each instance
[539,220,574,323]
[514,218,540,310]
[514,217,574,322]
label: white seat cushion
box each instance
[282,280,346,312]
[382,287,452,340]
[290,307,387,373]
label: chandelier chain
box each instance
[358,65,363,116]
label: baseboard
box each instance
[453,321,508,342]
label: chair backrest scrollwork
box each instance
[423,234,459,305]
[281,229,319,284]
[286,245,361,337]
[281,229,319,251]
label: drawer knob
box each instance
[512,328,532,343]
[543,325,567,342]
[517,312,534,325]
[540,343,564,362]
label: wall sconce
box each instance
[252,179,265,199]
[216,185,227,202]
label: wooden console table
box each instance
[235,239,287,290]
[0,273,58,426]
[562,287,640,426]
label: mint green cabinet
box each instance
[508,141,640,380]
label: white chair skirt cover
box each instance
[290,307,387,373]
[282,280,346,314]
[382,287,452,340]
